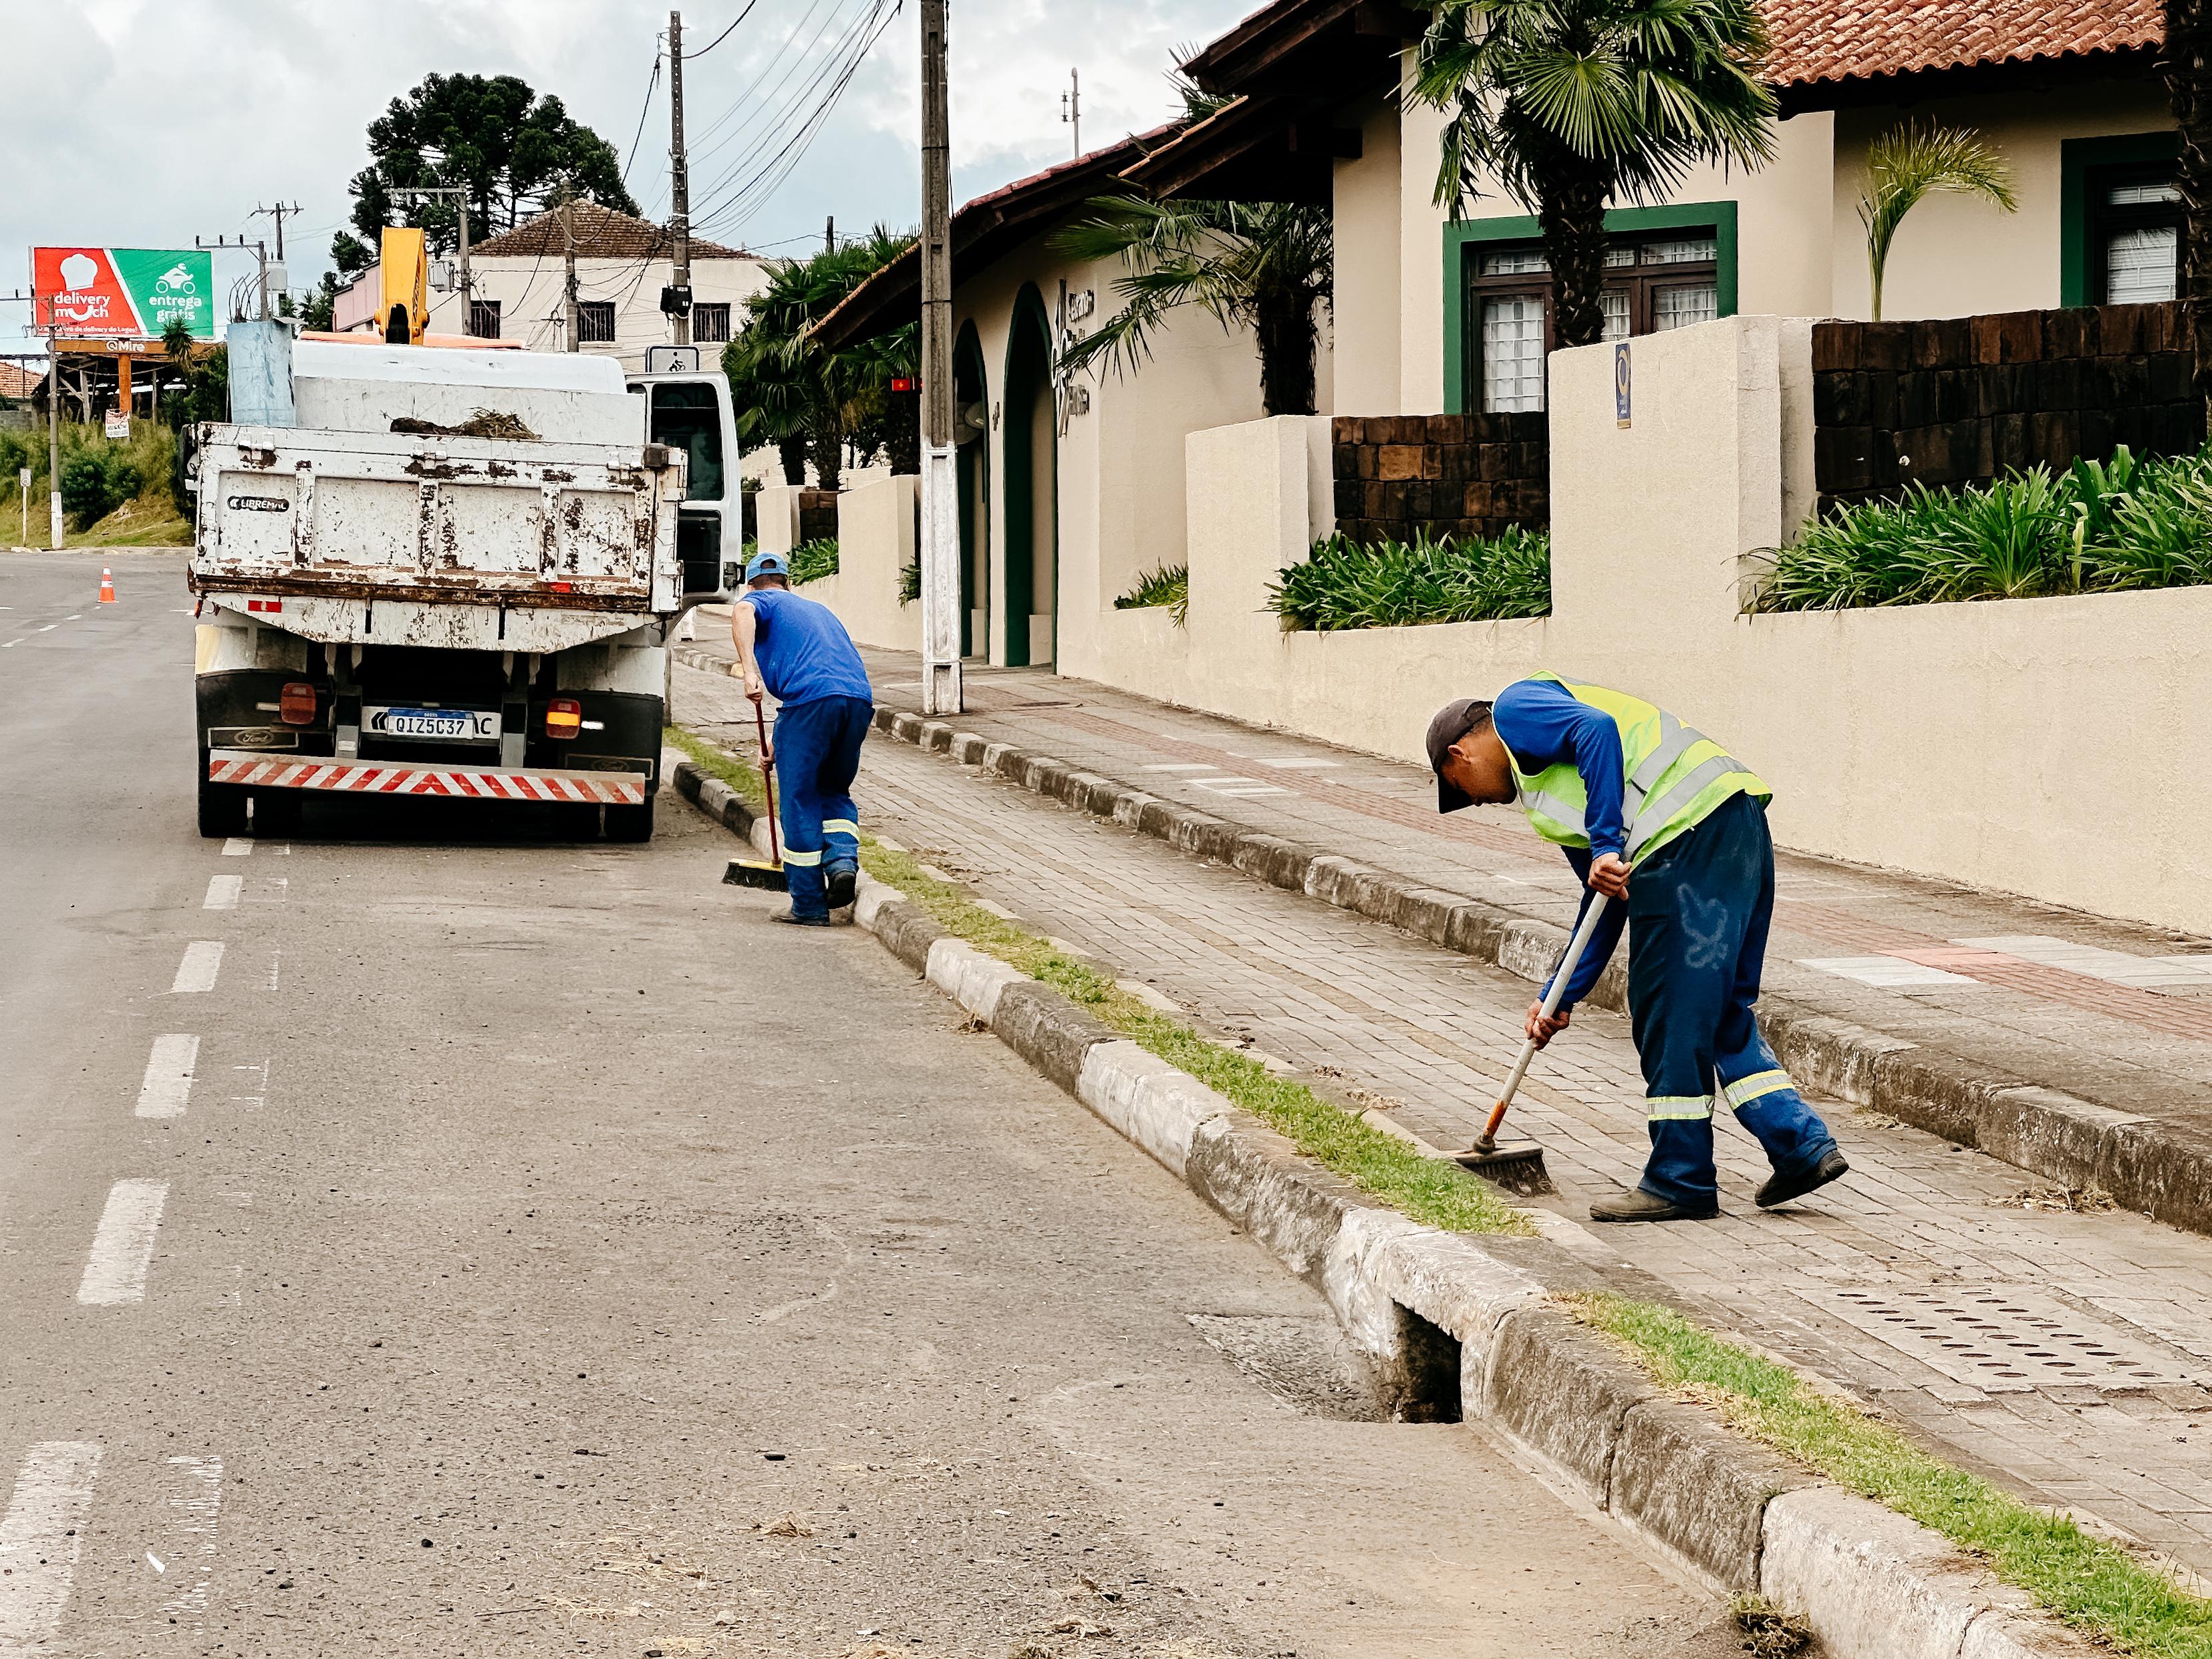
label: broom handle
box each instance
[754,698,782,865]
[1480,891,1612,1142]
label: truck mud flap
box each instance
[207,750,645,805]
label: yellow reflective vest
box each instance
[1506,674,1769,863]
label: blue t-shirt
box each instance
[1493,677,1634,1012]
[738,587,873,708]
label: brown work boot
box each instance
[1756,1149,1850,1209]
[1590,1187,1718,1223]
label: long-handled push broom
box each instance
[1451,893,1614,1195]
[723,698,791,893]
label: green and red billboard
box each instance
[31,247,215,339]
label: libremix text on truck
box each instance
[187,328,737,841]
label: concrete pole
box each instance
[47,347,62,549]
[669,10,692,349]
[563,187,579,352]
[918,0,961,714]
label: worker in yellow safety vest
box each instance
[1427,675,1849,1223]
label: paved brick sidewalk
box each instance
[674,655,2212,1586]
[797,645,2212,1157]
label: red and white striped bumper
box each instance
[207,750,647,805]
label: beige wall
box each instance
[826,473,923,653]
[1333,93,1403,416]
[950,227,1276,675]
[1829,84,2173,320]
[1074,317,2212,935]
[1335,50,2170,418]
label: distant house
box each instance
[327,204,774,373]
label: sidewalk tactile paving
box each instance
[674,653,2212,1576]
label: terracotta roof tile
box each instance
[1764,0,2162,88]
[468,201,755,262]
[0,363,39,398]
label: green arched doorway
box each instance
[1001,284,1056,667]
[954,321,988,659]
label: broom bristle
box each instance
[724,859,791,892]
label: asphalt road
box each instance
[0,551,1739,1658]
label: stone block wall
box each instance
[798,488,839,545]
[1331,412,1550,545]
[1812,302,2205,517]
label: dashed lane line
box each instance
[76,1181,168,1306]
[0,1442,102,1648]
[220,838,252,857]
[202,874,241,910]
[135,1034,199,1118]
[170,942,223,996]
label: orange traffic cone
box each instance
[98,569,116,605]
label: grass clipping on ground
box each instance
[1576,1292,2212,1659]
[666,724,1526,1238]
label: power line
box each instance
[621,51,665,188]
[690,0,898,235]
[685,0,760,58]
[685,0,853,167]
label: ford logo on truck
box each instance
[226,494,291,513]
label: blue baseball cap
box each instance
[744,550,790,584]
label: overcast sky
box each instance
[1,0,1254,349]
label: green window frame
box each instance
[2059,131,2181,307]
[1441,200,1739,416]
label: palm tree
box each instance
[1857,123,2016,321]
[2166,0,2212,412]
[724,231,916,489]
[1413,0,1776,349]
[1050,197,1334,416]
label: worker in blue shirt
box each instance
[731,550,875,925]
[1427,675,1847,1222]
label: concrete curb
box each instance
[847,702,2212,1241]
[668,753,2102,1659]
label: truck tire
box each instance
[250,788,302,837]
[604,800,654,843]
[197,749,248,838]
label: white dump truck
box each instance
[187,326,738,840]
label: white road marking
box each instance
[0,641,19,649]
[1139,762,1212,772]
[158,1456,223,1622]
[0,1441,102,1648]
[266,951,281,992]
[221,838,253,856]
[1255,757,1342,769]
[230,1059,269,1111]
[1798,956,1985,989]
[202,874,241,910]
[64,615,81,621]
[77,1181,168,1304]
[35,624,56,632]
[136,1034,200,1118]
[170,942,224,995]
[250,876,289,905]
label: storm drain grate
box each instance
[1818,1285,2201,1392]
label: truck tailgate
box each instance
[190,424,681,613]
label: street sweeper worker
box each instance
[1426,675,1848,1223]
[732,549,875,926]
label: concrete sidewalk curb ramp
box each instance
[829,697,2212,1243]
[669,754,2102,1659]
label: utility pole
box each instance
[561,183,579,352]
[46,345,62,549]
[826,214,836,256]
[251,201,300,263]
[668,11,692,347]
[197,235,271,321]
[918,0,960,714]
[1061,67,1081,159]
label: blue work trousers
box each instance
[1622,792,1839,1207]
[771,694,871,918]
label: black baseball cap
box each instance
[1427,698,1493,814]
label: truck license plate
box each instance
[366,706,501,742]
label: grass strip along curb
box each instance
[665,720,2186,1658]
[835,699,2212,1245]
[1577,1294,2212,1658]
[665,725,1524,1237]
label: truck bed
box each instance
[190,423,683,617]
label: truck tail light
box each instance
[545,698,582,740]
[278,682,317,726]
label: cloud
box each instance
[0,0,1254,341]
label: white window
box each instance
[1653,283,1720,331]
[2106,226,2179,304]
[1482,295,1548,413]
